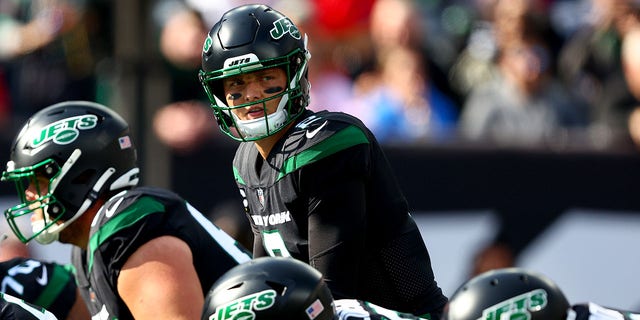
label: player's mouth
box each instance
[245,106,266,120]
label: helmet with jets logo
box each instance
[442,268,570,320]
[199,4,311,141]
[201,257,335,320]
[1,101,139,244]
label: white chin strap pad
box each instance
[32,220,59,245]
[234,94,290,139]
[236,108,288,138]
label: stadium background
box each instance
[0,0,639,313]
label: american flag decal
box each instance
[118,136,132,149]
[305,299,324,319]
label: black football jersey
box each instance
[71,186,252,319]
[233,110,447,317]
[335,299,431,319]
[0,293,58,320]
[0,258,76,320]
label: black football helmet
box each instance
[199,4,311,141]
[1,101,139,244]
[442,268,570,320]
[201,257,335,320]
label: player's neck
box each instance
[254,123,294,158]
[60,200,104,249]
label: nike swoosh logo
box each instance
[305,121,328,139]
[105,197,125,219]
[35,265,47,286]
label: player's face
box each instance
[24,175,49,223]
[222,67,287,120]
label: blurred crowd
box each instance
[2,0,640,151]
[152,0,640,151]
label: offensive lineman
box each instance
[0,292,58,320]
[442,267,640,320]
[0,257,89,319]
[199,4,447,318]
[1,101,252,319]
[202,257,432,320]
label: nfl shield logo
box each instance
[257,188,265,208]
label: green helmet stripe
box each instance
[88,196,165,272]
[277,125,369,181]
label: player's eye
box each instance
[227,93,242,100]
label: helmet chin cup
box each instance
[236,108,288,139]
[31,220,59,245]
[34,230,59,245]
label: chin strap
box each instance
[49,148,82,192]
[34,166,116,245]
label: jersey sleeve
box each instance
[0,258,76,320]
[0,293,59,320]
[300,143,372,299]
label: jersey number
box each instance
[262,230,291,257]
[1,260,43,295]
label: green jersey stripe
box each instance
[88,196,165,272]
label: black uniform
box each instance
[335,299,431,319]
[0,258,76,320]
[0,293,58,320]
[233,110,447,317]
[570,303,640,320]
[71,186,252,319]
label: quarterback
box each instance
[199,4,447,317]
[202,257,433,320]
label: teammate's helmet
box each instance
[1,101,139,244]
[201,257,335,320]
[442,268,570,320]
[199,4,311,141]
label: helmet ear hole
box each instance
[40,162,60,179]
[47,202,64,217]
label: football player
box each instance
[198,4,447,318]
[0,256,88,319]
[0,292,58,320]
[1,101,252,319]
[442,267,640,320]
[202,257,432,320]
